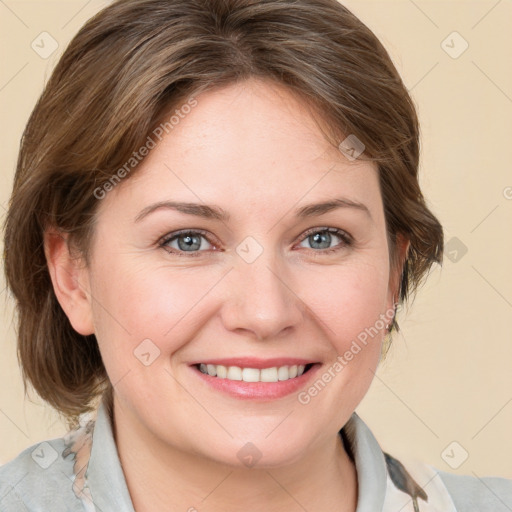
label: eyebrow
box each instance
[134,197,371,223]
[295,197,370,219]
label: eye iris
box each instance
[178,233,201,251]
[170,230,339,253]
[310,231,331,249]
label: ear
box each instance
[43,227,95,336]
[387,233,410,309]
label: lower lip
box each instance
[191,363,321,400]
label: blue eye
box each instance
[159,227,352,257]
[160,230,214,256]
[298,228,352,254]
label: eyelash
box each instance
[158,227,353,258]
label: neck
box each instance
[112,400,358,512]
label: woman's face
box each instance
[77,78,402,466]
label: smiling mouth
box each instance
[195,363,316,382]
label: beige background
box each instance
[1,0,511,480]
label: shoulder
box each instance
[0,423,95,512]
[383,451,512,512]
[436,468,512,512]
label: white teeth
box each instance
[260,367,278,382]
[198,363,310,382]
[227,366,242,380]
[277,366,289,381]
[216,365,227,378]
[242,368,260,382]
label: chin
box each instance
[197,431,313,470]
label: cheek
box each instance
[89,258,214,366]
[298,259,390,396]
[306,260,389,338]
[89,238,390,395]
[291,260,390,425]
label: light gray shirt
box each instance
[1,399,511,511]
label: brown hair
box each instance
[3,0,443,424]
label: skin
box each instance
[45,77,408,512]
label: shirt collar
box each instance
[341,412,388,511]
[87,399,136,512]
[85,401,389,511]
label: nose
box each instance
[219,252,305,341]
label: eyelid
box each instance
[158,229,219,256]
[294,226,353,255]
[297,226,353,244]
[159,226,353,256]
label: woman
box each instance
[1,0,511,511]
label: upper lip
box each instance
[189,357,318,369]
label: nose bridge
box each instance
[220,236,304,340]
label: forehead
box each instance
[102,78,381,220]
